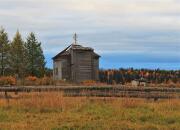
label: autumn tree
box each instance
[25,32,46,77]
[0,27,10,76]
[9,31,26,78]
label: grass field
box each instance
[0,92,180,130]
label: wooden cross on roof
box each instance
[73,33,78,44]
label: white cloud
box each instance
[0,0,179,58]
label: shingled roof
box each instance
[52,44,100,60]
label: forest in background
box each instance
[99,69,179,85]
[0,27,179,86]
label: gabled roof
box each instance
[93,52,101,58]
[52,44,100,60]
[52,44,71,60]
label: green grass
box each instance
[0,92,179,130]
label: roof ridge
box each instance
[52,43,99,60]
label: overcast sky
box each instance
[0,0,180,69]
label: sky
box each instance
[0,0,180,70]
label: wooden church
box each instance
[52,34,100,82]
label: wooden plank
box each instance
[76,51,93,82]
[0,86,180,99]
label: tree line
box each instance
[99,68,180,84]
[0,27,46,78]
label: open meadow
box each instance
[0,92,179,130]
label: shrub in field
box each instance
[38,76,54,85]
[81,80,97,86]
[0,76,16,86]
[176,83,180,88]
[26,76,38,81]
[81,80,107,86]
[24,76,54,86]
[25,76,38,86]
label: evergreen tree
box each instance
[0,27,10,76]
[25,32,46,77]
[10,31,26,78]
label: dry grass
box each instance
[0,92,180,130]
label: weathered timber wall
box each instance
[75,51,93,82]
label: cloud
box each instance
[1,0,180,30]
[0,0,179,68]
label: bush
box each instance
[0,76,16,86]
[26,76,38,81]
[24,76,54,86]
[25,76,38,86]
[81,80,97,86]
[38,76,54,85]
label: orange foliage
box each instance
[24,76,38,86]
[25,76,38,81]
[81,80,97,86]
[24,76,54,86]
[0,76,16,86]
